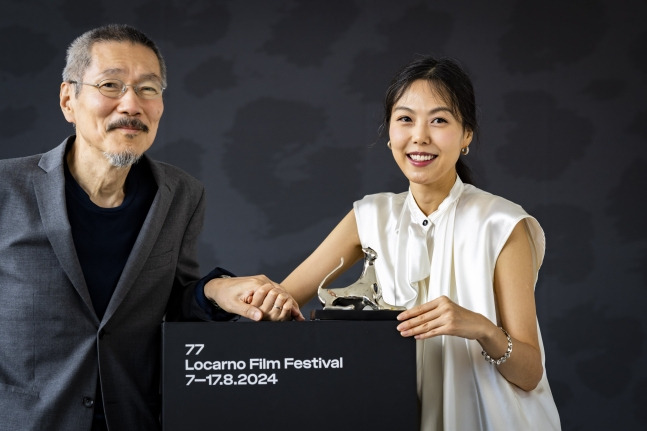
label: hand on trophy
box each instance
[204,275,305,322]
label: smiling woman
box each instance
[388,79,473,214]
[278,55,562,430]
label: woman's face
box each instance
[388,79,472,191]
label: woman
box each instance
[281,56,561,430]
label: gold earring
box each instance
[387,141,392,149]
[461,146,469,155]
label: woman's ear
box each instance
[463,128,474,147]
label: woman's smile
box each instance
[408,152,437,166]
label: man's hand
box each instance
[204,275,305,321]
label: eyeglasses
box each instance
[69,78,165,99]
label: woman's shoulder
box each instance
[459,184,528,219]
[356,190,408,206]
[354,191,408,216]
[459,184,545,267]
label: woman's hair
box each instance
[380,55,478,184]
[62,24,167,96]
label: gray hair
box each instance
[103,150,142,168]
[62,24,167,96]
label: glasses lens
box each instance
[97,79,125,98]
[94,79,163,99]
[135,81,164,99]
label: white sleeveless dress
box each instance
[353,177,561,430]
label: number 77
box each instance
[185,344,205,355]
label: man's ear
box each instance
[60,82,76,124]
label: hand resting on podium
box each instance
[204,275,305,321]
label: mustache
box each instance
[106,118,149,133]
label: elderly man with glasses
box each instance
[0,24,302,431]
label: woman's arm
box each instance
[485,220,543,390]
[396,220,543,391]
[281,210,364,306]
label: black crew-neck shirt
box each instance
[64,159,158,319]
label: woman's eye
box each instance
[397,116,412,122]
[431,117,447,124]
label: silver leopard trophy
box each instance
[318,247,406,311]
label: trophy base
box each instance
[311,309,401,321]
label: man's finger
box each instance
[242,304,262,321]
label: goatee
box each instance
[103,150,142,168]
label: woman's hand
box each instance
[395,222,545,391]
[247,279,306,321]
[396,295,493,340]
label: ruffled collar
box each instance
[392,177,465,307]
[402,176,465,230]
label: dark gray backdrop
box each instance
[1,1,645,429]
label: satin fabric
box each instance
[353,177,560,430]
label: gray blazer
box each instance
[0,137,214,430]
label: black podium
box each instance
[162,320,418,430]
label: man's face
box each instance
[60,41,164,163]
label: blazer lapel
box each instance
[101,159,175,323]
[35,139,96,317]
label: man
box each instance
[0,24,302,431]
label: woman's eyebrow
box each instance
[393,106,453,115]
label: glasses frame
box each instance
[69,78,166,100]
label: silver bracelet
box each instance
[481,327,513,365]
